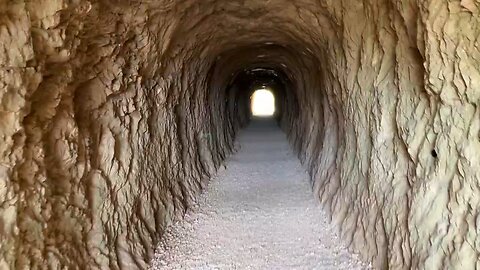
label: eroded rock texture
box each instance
[1,0,479,269]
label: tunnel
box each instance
[1,0,480,269]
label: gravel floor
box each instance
[150,118,370,270]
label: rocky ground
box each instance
[151,119,370,269]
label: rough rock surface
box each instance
[0,0,479,269]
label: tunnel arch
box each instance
[221,66,297,127]
[1,1,478,269]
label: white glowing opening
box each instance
[251,89,275,117]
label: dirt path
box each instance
[150,119,369,270]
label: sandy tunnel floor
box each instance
[150,119,370,270]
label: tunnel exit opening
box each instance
[251,88,275,117]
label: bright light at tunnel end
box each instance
[251,89,275,117]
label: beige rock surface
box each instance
[0,0,479,269]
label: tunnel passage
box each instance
[1,0,479,269]
[224,67,294,123]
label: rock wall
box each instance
[279,2,480,269]
[0,0,479,269]
[0,1,237,268]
